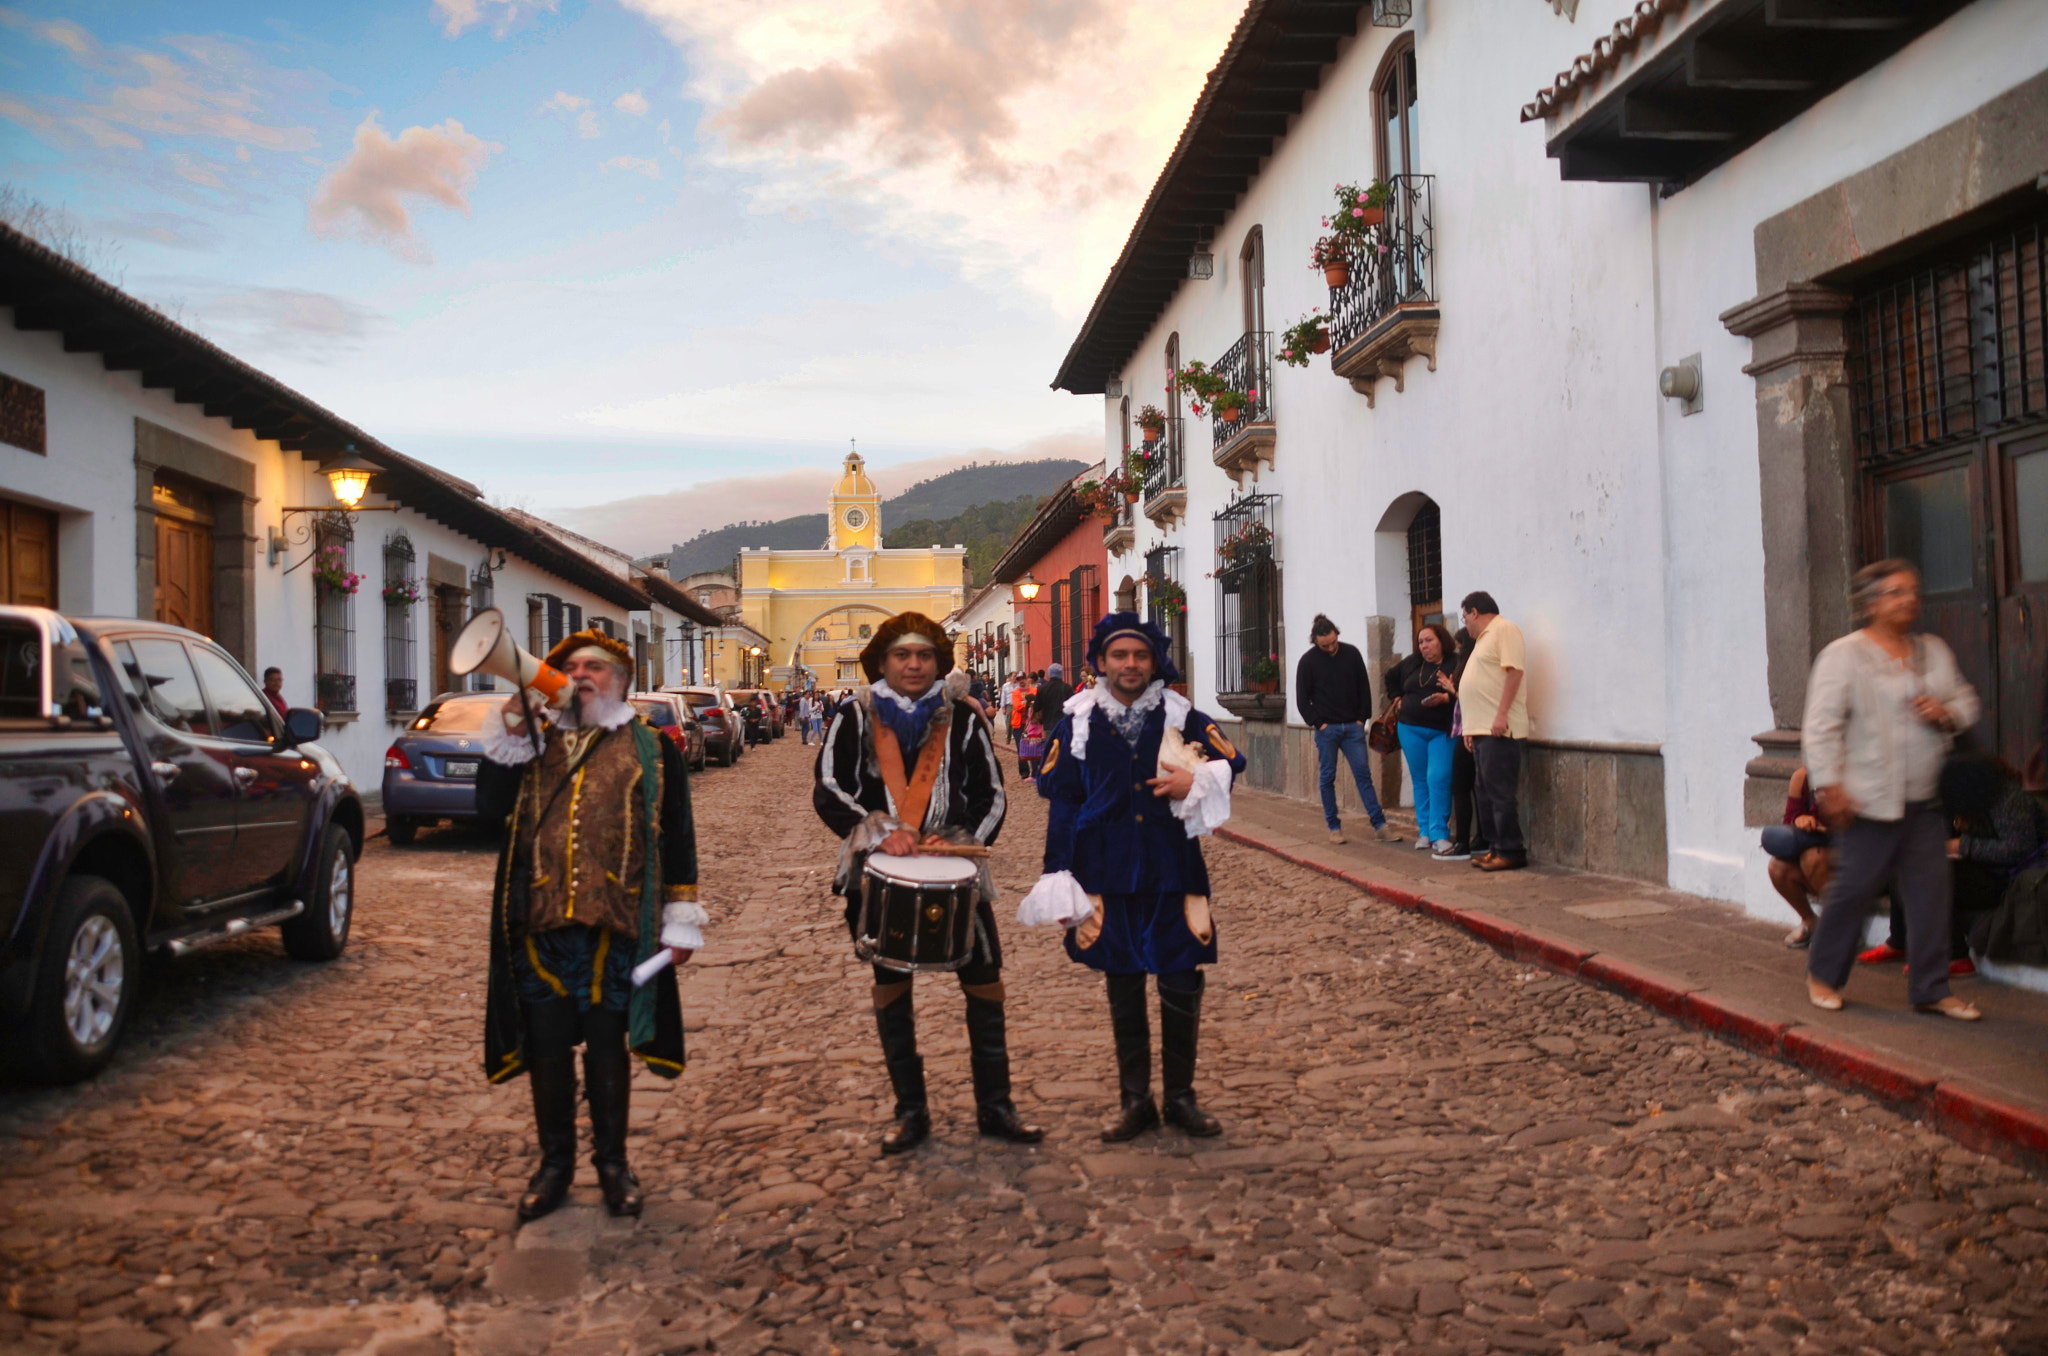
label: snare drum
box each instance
[855,852,979,974]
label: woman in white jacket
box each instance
[1803,560,1982,1020]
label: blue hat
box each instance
[1086,611,1181,685]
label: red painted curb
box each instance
[1577,954,1699,1021]
[1930,1082,2048,1166]
[1513,932,1598,977]
[1451,909,1524,957]
[1778,1028,1937,1111]
[1678,991,1792,1057]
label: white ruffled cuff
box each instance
[1016,871,1096,928]
[1170,758,1235,837]
[479,701,540,766]
[660,900,708,951]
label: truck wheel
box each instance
[386,816,418,846]
[22,875,139,1083]
[282,824,354,961]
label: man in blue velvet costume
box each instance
[1025,612,1246,1140]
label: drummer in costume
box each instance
[812,612,1042,1153]
[475,628,706,1221]
[1020,612,1245,1141]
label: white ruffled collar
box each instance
[870,678,943,713]
[1064,680,1191,761]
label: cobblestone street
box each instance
[5,735,2047,1356]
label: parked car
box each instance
[664,687,742,767]
[381,692,511,844]
[0,607,363,1082]
[729,689,785,740]
[630,692,705,772]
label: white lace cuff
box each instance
[660,900,708,951]
[1016,871,1096,928]
[479,701,540,766]
[1170,758,1235,837]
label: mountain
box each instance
[884,494,1046,586]
[663,458,1086,579]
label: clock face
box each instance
[844,507,868,530]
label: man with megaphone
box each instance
[467,621,704,1221]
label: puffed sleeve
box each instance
[1190,713,1248,780]
[1036,714,1084,874]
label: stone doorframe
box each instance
[1720,70,2048,825]
[133,420,258,670]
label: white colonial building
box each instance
[0,223,721,796]
[1056,0,2047,962]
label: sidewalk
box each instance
[1223,787,2048,1175]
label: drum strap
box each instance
[872,707,950,835]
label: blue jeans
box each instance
[1315,722,1385,831]
[1397,722,1453,845]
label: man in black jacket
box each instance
[1295,615,1399,845]
[1035,662,1074,725]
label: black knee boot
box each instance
[1160,971,1220,1137]
[963,989,1043,1143]
[1101,973,1159,1142]
[518,1002,579,1222]
[875,983,929,1155]
[582,1014,642,1217]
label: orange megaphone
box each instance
[448,607,573,708]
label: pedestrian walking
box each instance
[1294,615,1398,845]
[474,628,704,1221]
[1803,559,1981,1020]
[1384,623,1458,856]
[807,695,824,745]
[1458,592,1528,872]
[1010,674,1033,748]
[1761,766,1831,948]
[1036,663,1074,725]
[998,675,1018,743]
[1018,710,1048,778]
[1020,612,1246,1140]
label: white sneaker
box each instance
[1411,837,1432,850]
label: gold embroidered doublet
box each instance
[518,725,655,937]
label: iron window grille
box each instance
[526,596,548,657]
[313,515,356,713]
[1327,174,1436,355]
[1145,545,1191,682]
[1849,213,2048,465]
[1406,502,1442,609]
[382,533,417,714]
[1142,418,1185,501]
[1213,494,1283,695]
[469,563,495,691]
[1208,331,1273,447]
[1047,581,1065,673]
[1067,564,1099,673]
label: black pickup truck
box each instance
[0,607,364,1082]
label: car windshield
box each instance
[681,694,718,712]
[631,698,676,727]
[414,697,498,733]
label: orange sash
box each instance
[871,703,951,835]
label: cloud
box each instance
[620,0,1245,313]
[614,90,650,116]
[657,117,671,143]
[198,286,387,357]
[540,90,600,138]
[433,0,558,39]
[550,434,1097,555]
[308,114,492,262]
[601,155,662,179]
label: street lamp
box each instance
[1016,571,1041,601]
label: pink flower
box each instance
[1352,207,1365,218]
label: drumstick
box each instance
[914,843,991,859]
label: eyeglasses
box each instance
[1874,586,1919,600]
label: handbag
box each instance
[1367,713,1399,754]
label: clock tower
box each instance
[828,449,881,552]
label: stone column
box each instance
[1719,284,1854,825]
[1362,613,1402,808]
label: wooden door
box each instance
[1868,450,1998,742]
[154,516,214,637]
[431,585,467,698]
[0,498,56,606]
[1997,429,2048,769]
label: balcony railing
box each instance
[1141,420,1187,527]
[1328,174,1434,350]
[1207,330,1273,447]
[386,678,417,714]
[1103,495,1135,554]
[317,672,357,714]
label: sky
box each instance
[0,0,1244,551]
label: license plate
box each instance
[445,759,479,778]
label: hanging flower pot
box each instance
[1323,259,1351,288]
[1356,205,1385,229]
[1312,331,1331,354]
[1217,405,1243,424]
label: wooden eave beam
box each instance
[1763,0,1913,29]
[1685,39,1817,90]
[1619,95,1742,142]
[1557,141,1692,184]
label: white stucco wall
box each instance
[1094,0,2047,929]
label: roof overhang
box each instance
[1052,0,1371,396]
[1521,0,1973,192]
[0,222,648,612]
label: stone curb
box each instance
[1215,825,2048,1175]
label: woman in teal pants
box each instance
[1384,623,1458,855]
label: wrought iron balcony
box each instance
[1142,419,1186,528]
[1103,496,1135,556]
[386,678,417,714]
[1209,330,1275,486]
[317,672,357,714]
[1327,174,1438,406]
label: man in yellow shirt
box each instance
[1457,591,1528,872]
